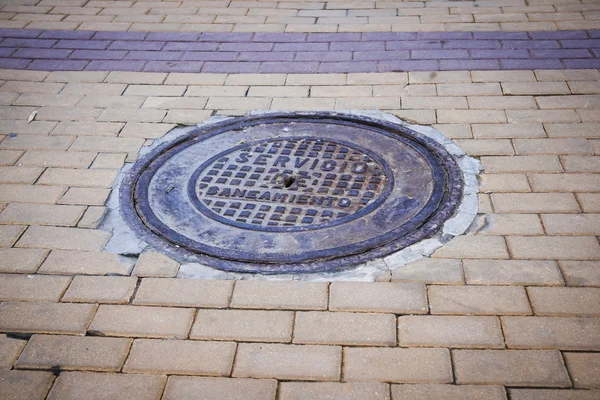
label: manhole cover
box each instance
[120,112,464,274]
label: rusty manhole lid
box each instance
[120,112,463,274]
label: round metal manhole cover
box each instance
[120,112,464,274]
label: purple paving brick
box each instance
[440,59,501,70]
[502,40,561,49]
[29,59,87,71]
[0,29,41,39]
[379,60,439,72]
[86,60,146,71]
[417,32,472,40]
[253,33,306,42]
[296,51,352,62]
[144,61,202,73]
[354,50,410,61]
[307,33,361,42]
[501,59,563,70]
[39,30,94,40]
[273,42,328,52]
[362,32,417,41]
[331,41,385,51]
[146,32,200,42]
[70,50,127,60]
[199,33,253,42]
[239,52,294,62]
[593,49,600,58]
[531,49,593,59]
[386,41,442,50]
[109,40,164,51]
[219,42,273,52]
[563,59,600,69]
[530,31,589,40]
[126,51,183,61]
[55,39,111,49]
[92,31,147,41]
[589,30,600,39]
[471,49,529,59]
[473,32,528,40]
[14,48,72,59]
[202,61,260,73]
[0,58,31,69]
[319,61,378,73]
[182,51,238,61]
[0,48,16,57]
[561,39,600,48]
[163,42,218,51]
[411,50,469,59]
[444,40,500,49]
[0,38,56,48]
[260,61,319,73]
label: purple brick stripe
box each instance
[1,28,599,73]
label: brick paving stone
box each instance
[562,156,600,173]
[77,206,106,228]
[480,173,531,193]
[0,274,71,302]
[0,167,43,184]
[15,334,131,372]
[0,225,26,248]
[233,343,341,381]
[62,276,137,304]
[344,347,452,383]
[542,214,600,235]
[0,334,26,369]
[190,309,292,342]
[230,280,328,310]
[481,156,562,173]
[514,139,593,155]
[0,203,85,226]
[38,168,118,188]
[507,237,600,260]
[453,350,571,387]
[47,371,165,400]
[479,214,545,236]
[527,287,600,317]
[163,376,277,400]
[398,316,504,349]
[131,251,179,277]
[39,250,133,275]
[560,261,600,287]
[431,236,509,259]
[280,382,390,400]
[293,311,396,346]
[17,226,110,252]
[88,305,194,339]
[0,302,96,335]
[0,370,54,400]
[392,384,507,400]
[563,353,600,389]
[390,258,463,285]
[545,123,600,138]
[429,286,532,315]
[58,188,111,206]
[0,248,48,273]
[578,193,600,212]
[491,193,579,213]
[472,124,546,139]
[509,389,600,400]
[134,278,233,308]
[123,339,236,376]
[531,174,600,193]
[0,135,73,151]
[463,260,563,286]
[0,184,65,205]
[502,316,600,350]
[329,282,427,314]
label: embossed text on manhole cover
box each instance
[120,112,463,274]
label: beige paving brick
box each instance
[454,350,570,387]
[0,184,65,204]
[348,72,407,85]
[166,73,227,85]
[562,156,600,173]
[123,339,235,376]
[34,106,102,122]
[163,109,213,124]
[62,276,137,304]
[233,343,340,381]
[281,382,389,400]
[91,153,126,169]
[409,71,471,84]
[535,70,600,82]
[431,124,472,139]
[38,168,118,188]
[119,122,176,139]
[402,96,468,110]
[468,96,537,110]
[47,371,165,400]
[40,249,129,276]
[77,206,106,228]
[143,96,209,109]
[17,226,110,252]
[231,280,328,310]
[344,347,451,383]
[502,82,570,95]
[61,82,126,96]
[0,120,59,135]
[514,139,592,155]
[89,305,194,339]
[98,107,166,123]
[58,188,111,206]
[105,71,166,85]
[479,193,494,213]
[392,384,507,400]
[481,214,545,236]
[134,278,233,308]
[545,123,600,138]
[0,150,23,166]
[464,260,563,286]
[438,83,501,96]
[453,139,514,156]
[492,193,579,213]
[271,97,335,110]
[163,376,277,400]
[132,251,179,277]
[440,110,507,124]
[52,121,124,137]
[471,71,535,83]
[329,282,427,314]
[398,315,504,349]
[481,173,531,193]
[248,86,309,97]
[0,135,74,151]
[542,214,600,235]
[0,334,26,369]
[578,193,600,213]
[0,225,25,247]
[509,388,599,400]
[429,286,531,315]
[0,248,47,274]
[537,95,600,110]
[185,86,247,97]
[286,74,346,86]
[335,97,400,109]
[14,93,83,108]
[0,274,70,302]
[472,123,546,139]
[79,95,145,109]
[0,370,54,400]
[527,287,600,317]
[124,84,185,97]
[0,166,43,184]
[530,173,600,192]
[0,302,96,335]
[431,236,509,259]
[502,316,600,351]
[310,85,372,98]
[560,261,600,287]
[18,150,95,168]
[45,71,108,83]
[482,156,561,173]
[507,236,600,260]
[294,311,396,346]
[390,258,463,285]
[0,203,85,226]
[507,110,580,123]
[568,81,600,95]
[190,309,292,342]
[564,353,600,389]
[16,335,131,372]
[0,70,48,82]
